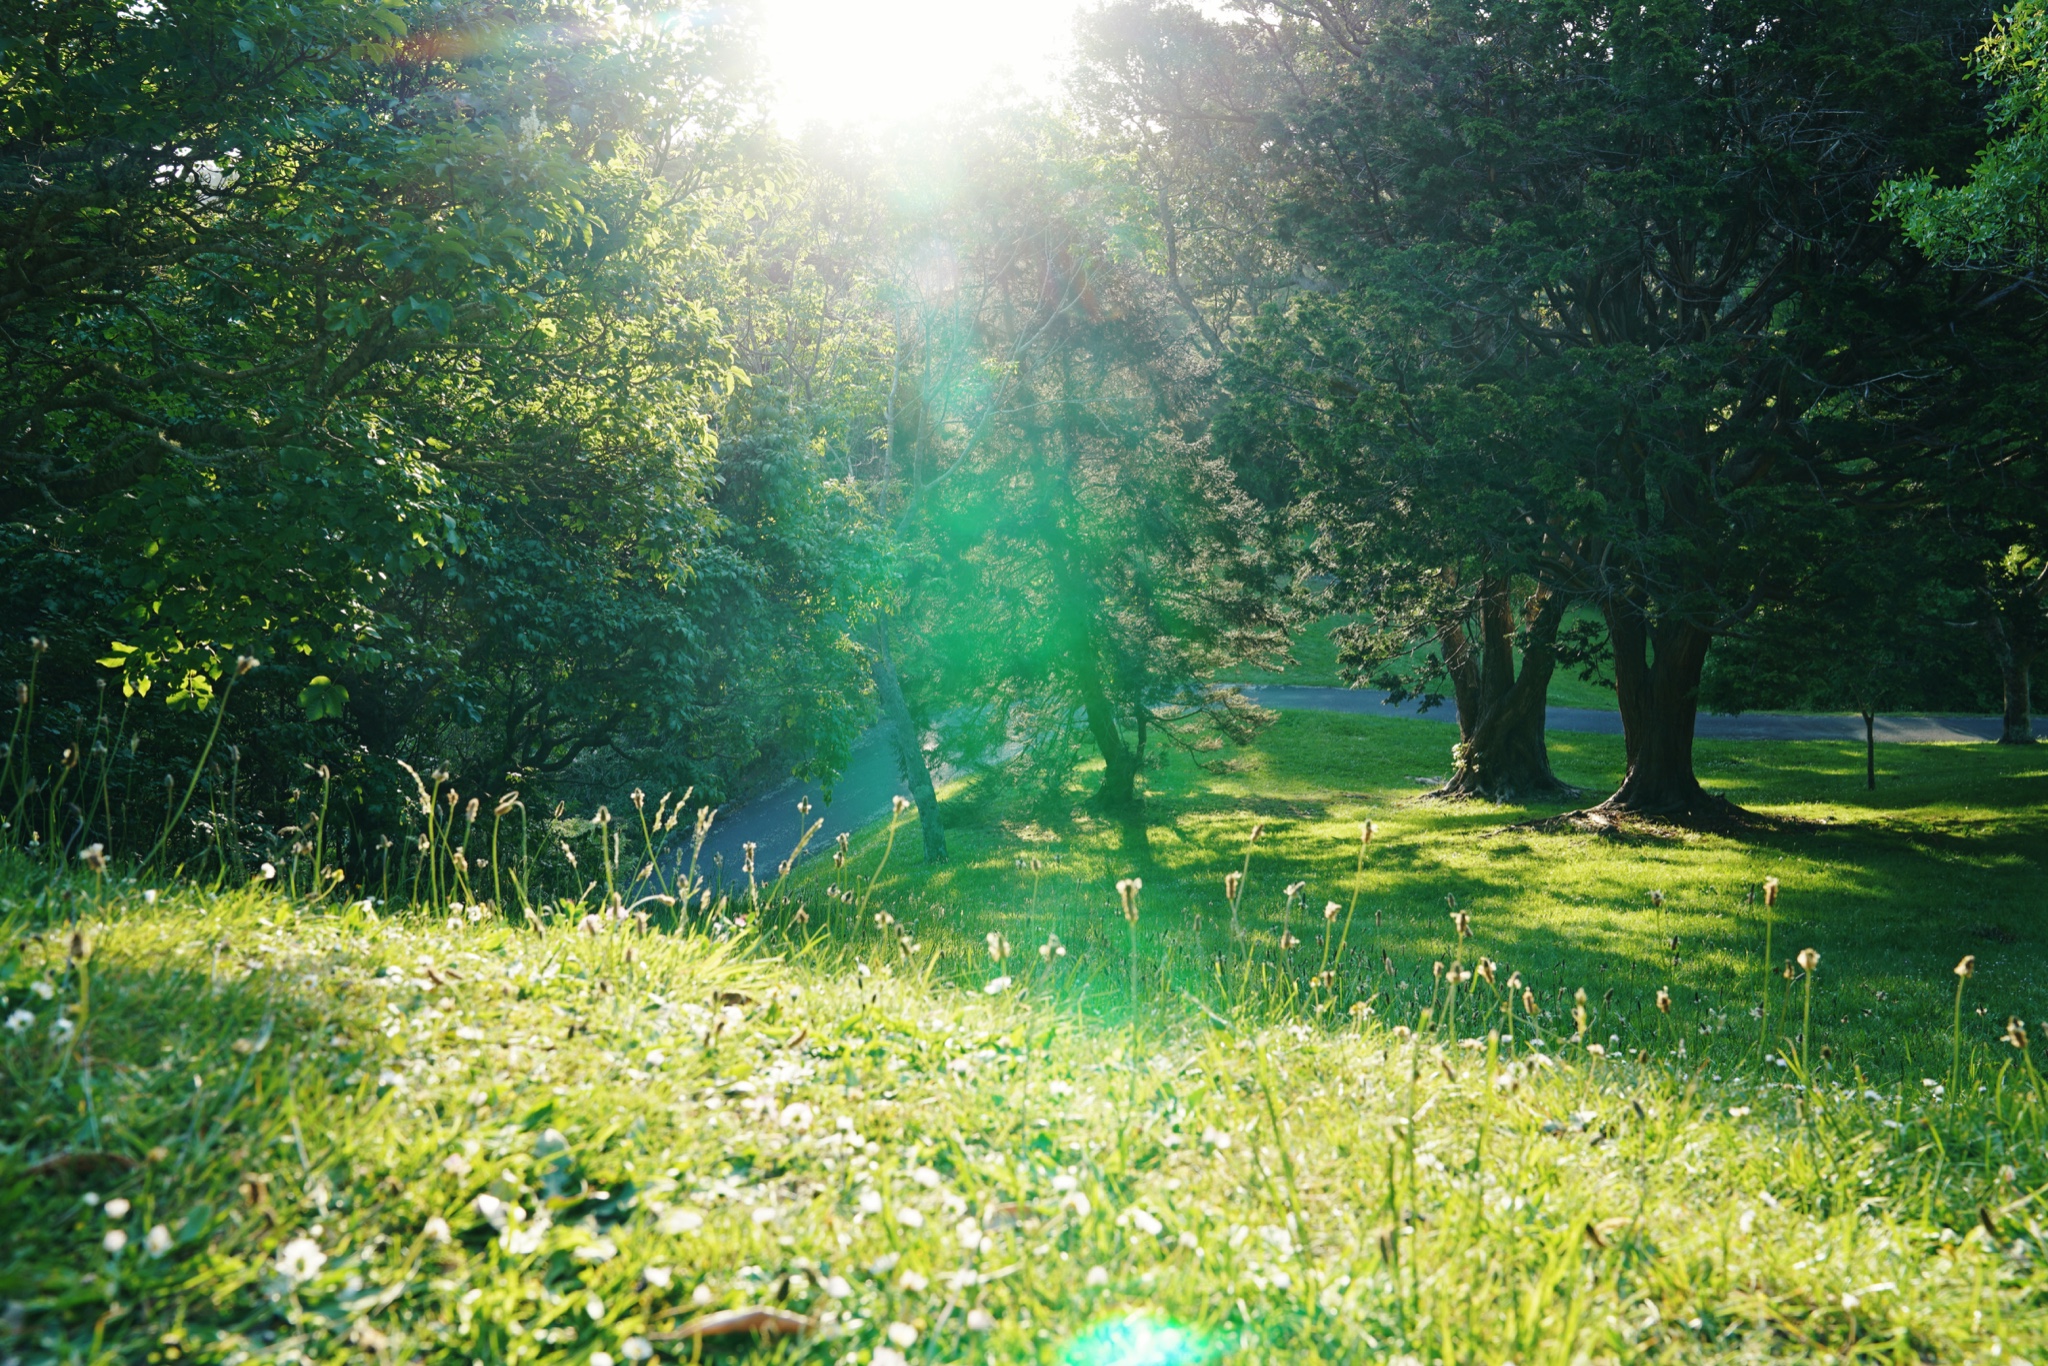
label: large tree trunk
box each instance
[869,621,947,863]
[1433,577,1572,801]
[1984,614,2036,745]
[1593,605,1739,822]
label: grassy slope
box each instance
[8,877,2048,1365]
[797,712,2047,1076]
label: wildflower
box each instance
[1955,955,1976,979]
[51,1016,74,1042]
[1361,821,1377,841]
[260,862,277,880]
[1474,958,1495,985]
[495,792,519,817]
[1349,1002,1372,1020]
[822,1274,853,1298]
[79,843,106,873]
[2005,1017,2028,1049]
[274,1236,327,1286]
[1762,877,1780,907]
[1250,822,1264,842]
[896,1207,924,1228]
[967,1307,995,1331]
[1522,988,1538,1016]
[1039,933,1066,960]
[887,1322,918,1348]
[1451,909,1471,939]
[1797,947,1819,972]
[644,1265,674,1288]
[145,1224,173,1256]
[875,1351,908,1366]
[104,1198,130,1219]
[1224,870,1243,903]
[1649,889,1664,907]
[798,797,812,817]
[984,976,1012,994]
[621,1338,654,1362]
[986,931,1010,963]
[235,655,258,676]
[1084,1266,1110,1287]
[103,1229,127,1254]
[423,1216,452,1243]
[5,1010,30,1033]
[1324,900,1341,922]
[1656,988,1672,1014]
[1117,877,1143,922]
[902,1268,932,1291]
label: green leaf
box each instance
[298,675,350,722]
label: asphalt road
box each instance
[691,687,2005,883]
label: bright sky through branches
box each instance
[758,0,1090,130]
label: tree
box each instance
[1218,0,2012,822]
[893,115,1289,818]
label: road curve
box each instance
[693,687,2005,881]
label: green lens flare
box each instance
[1060,1313,1212,1366]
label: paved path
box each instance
[694,687,2005,880]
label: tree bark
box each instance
[1432,577,1572,801]
[869,620,946,863]
[1593,605,1738,821]
[1984,614,2036,745]
[1862,708,1876,790]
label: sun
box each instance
[757,0,1090,131]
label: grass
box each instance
[8,857,2048,1364]
[5,715,2047,1364]
[782,711,2048,1076]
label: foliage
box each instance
[1884,0,2048,267]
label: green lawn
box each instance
[786,712,2047,1077]
[5,717,2046,1364]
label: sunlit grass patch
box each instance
[6,873,2048,1363]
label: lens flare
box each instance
[1060,1313,1212,1366]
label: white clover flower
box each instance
[966,1307,995,1331]
[643,1265,673,1289]
[573,1237,619,1262]
[30,980,55,1001]
[896,1207,924,1228]
[591,1354,615,1366]
[621,1338,654,1362]
[5,1009,31,1033]
[821,1274,853,1298]
[145,1224,173,1257]
[983,976,1012,994]
[657,1207,703,1235]
[1084,1266,1109,1287]
[910,1166,941,1189]
[778,1101,813,1130]
[585,1293,604,1320]
[104,1198,130,1219]
[874,1351,907,1366]
[274,1236,326,1285]
[857,1190,883,1215]
[1124,1207,1163,1237]
[898,1269,928,1292]
[442,1153,472,1176]
[886,1322,918,1348]
[102,1229,128,1254]
[955,1217,981,1250]
[423,1216,452,1244]
[51,1017,74,1042]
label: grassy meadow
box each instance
[4,712,2047,1364]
